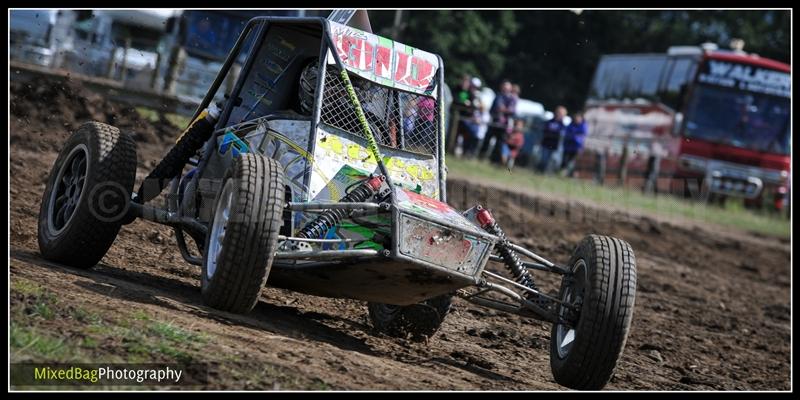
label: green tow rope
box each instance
[338,69,389,178]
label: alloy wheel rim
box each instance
[207,180,234,280]
[48,144,89,235]
[556,259,587,359]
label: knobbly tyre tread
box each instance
[201,154,285,314]
[368,295,453,341]
[549,234,637,390]
[38,121,137,268]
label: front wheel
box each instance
[201,154,286,314]
[38,122,137,268]
[549,235,637,390]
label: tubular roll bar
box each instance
[192,17,330,122]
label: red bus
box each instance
[578,44,790,210]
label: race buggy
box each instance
[37,13,637,390]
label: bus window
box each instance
[661,57,697,111]
[624,56,666,100]
[589,55,668,103]
[684,85,790,155]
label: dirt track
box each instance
[9,77,792,390]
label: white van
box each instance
[10,10,77,67]
[60,10,177,87]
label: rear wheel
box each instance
[549,235,637,390]
[38,122,137,268]
[368,295,452,341]
[201,154,286,314]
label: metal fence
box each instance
[320,66,439,155]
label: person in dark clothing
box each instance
[537,105,567,173]
[560,112,588,177]
[462,78,484,157]
[453,75,482,157]
[454,75,472,106]
[478,80,515,162]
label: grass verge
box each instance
[135,107,192,131]
[446,157,790,238]
[9,277,320,390]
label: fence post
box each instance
[119,36,132,84]
[643,153,661,195]
[594,149,606,185]
[150,50,163,90]
[105,46,117,79]
[163,46,186,95]
[618,144,629,186]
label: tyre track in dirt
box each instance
[9,78,791,390]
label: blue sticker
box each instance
[219,131,250,157]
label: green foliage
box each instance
[370,10,519,88]
[11,325,69,359]
[368,10,789,112]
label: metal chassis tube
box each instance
[456,282,549,320]
[285,201,390,212]
[456,274,578,324]
[128,202,205,234]
[460,221,576,323]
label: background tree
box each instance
[372,10,520,87]
[369,9,790,112]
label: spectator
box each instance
[454,74,473,107]
[502,83,522,159]
[414,95,436,141]
[478,80,516,162]
[472,80,490,158]
[537,105,567,173]
[453,75,476,155]
[461,77,484,157]
[501,118,526,169]
[560,111,588,177]
[453,74,475,129]
[401,92,417,136]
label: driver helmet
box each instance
[298,59,320,115]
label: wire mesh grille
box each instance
[320,66,439,155]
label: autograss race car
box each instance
[37,13,637,390]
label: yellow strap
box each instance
[175,110,210,143]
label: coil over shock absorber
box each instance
[471,206,550,309]
[296,175,385,239]
[135,103,221,205]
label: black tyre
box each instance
[549,235,637,390]
[368,295,452,341]
[201,154,285,314]
[38,122,137,268]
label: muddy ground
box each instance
[9,76,791,390]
